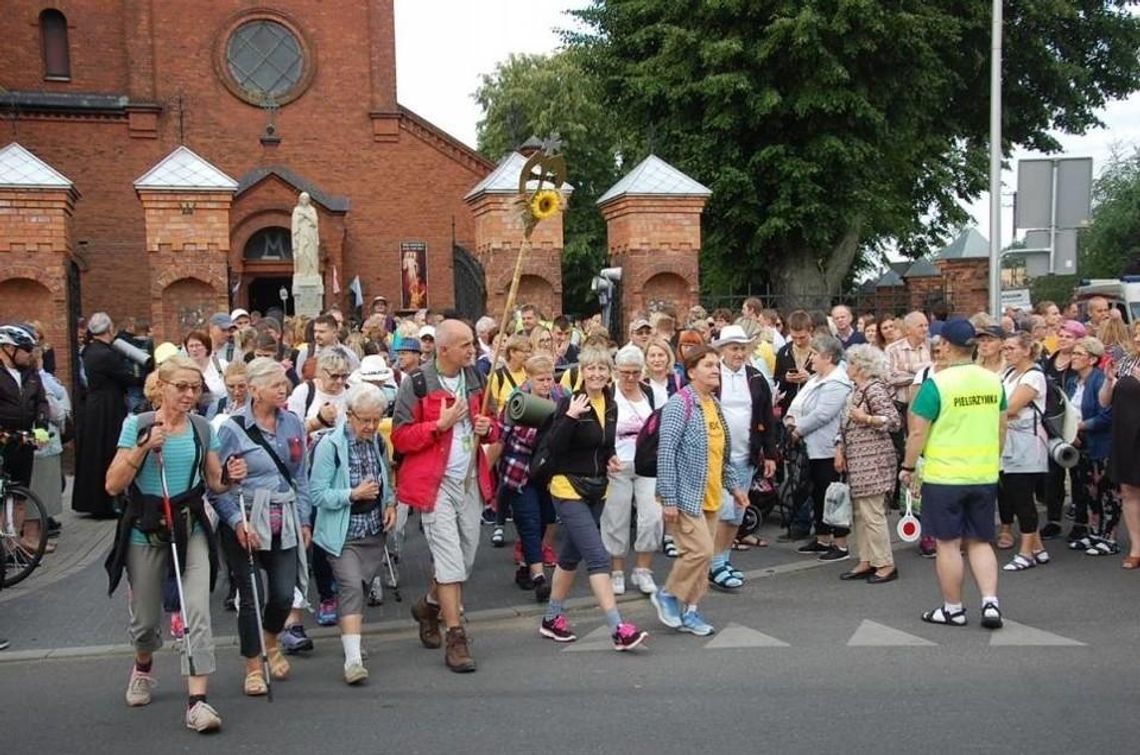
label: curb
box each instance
[0,554,834,665]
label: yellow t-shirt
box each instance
[549,394,608,501]
[701,395,725,511]
[752,340,776,374]
[490,366,527,413]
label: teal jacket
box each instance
[310,422,395,557]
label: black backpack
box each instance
[633,388,690,478]
[1006,365,1072,439]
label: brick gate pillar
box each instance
[464,151,569,323]
[597,155,711,331]
[134,146,238,342]
[0,143,80,388]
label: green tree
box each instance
[1081,145,1140,278]
[568,0,1140,307]
[474,51,628,314]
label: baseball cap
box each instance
[209,312,235,330]
[394,335,421,353]
[230,308,250,322]
[941,318,976,347]
[976,324,1007,339]
[629,318,652,332]
[371,295,388,304]
[418,325,436,340]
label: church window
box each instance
[40,9,70,80]
[226,20,304,101]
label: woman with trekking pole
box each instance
[213,357,313,697]
[104,355,246,733]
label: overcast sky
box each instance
[394,0,1140,249]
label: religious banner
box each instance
[401,241,428,309]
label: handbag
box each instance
[822,477,852,528]
[566,474,607,502]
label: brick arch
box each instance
[0,266,65,298]
[153,269,227,298]
[0,278,57,329]
[159,277,220,341]
[639,272,693,315]
[516,274,558,319]
[229,208,294,271]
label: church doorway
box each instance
[248,277,292,317]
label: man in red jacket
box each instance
[391,319,499,672]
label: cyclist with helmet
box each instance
[0,324,51,561]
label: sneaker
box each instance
[515,565,535,590]
[411,597,442,649]
[125,666,156,707]
[630,568,657,595]
[1039,522,1062,539]
[818,546,850,562]
[918,536,937,558]
[980,601,1004,630]
[542,544,557,567]
[533,574,551,603]
[316,598,338,626]
[480,507,496,526]
[611,571,625,595]
[539,614,577,642]
[344,662,369,685]
[797,540,831,554]
[280,624,314,654]
[445,626,476,672]
[650,588,683,629]
[679,609,716,637]
[169,612,185,640]
[185,700,222,733]
[491,526,505,547]
[611,621,648,651]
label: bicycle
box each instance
[1,430,49,588]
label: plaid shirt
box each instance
[498,384,566,492]
[885,337,932,404]
[345,436,383,540]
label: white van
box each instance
[1075,277,1140,324]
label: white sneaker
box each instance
[630,568,657,595]
[185,700,222,732]
[611,571,625,595]
[344,661,369,685]
[125,667,155,707]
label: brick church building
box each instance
[0,1,506,358]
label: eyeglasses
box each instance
[1071,351,1089,358]
[348,412,382,426]
[537,338,553,345]
[617,369,641,378]
[167,381,203,394]
[225,382,248,391]
[324,372,350,381]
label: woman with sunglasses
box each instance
[214,357,313,696]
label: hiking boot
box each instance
[445,626,476,672]
[125,666,155,707]
[411,597,442,649]
[185,700,222,733]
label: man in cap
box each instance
[418,325,436,363]
[230,309,251,330]
[628,318,653,351]
[900,319,1007,630]
[392,335,422,383]
[208,312,237,369]
[710,324,777,588]
[370,295,397,334]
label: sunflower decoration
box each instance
[517,136,568,239]
[529,189,561,221]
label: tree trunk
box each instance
[773,222,863,311]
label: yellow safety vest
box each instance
[922,364,1003,485]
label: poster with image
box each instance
[400,241,428,310]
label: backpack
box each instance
[132,411,211,488]
[1008,366,1078,442]
[634,388,691,478]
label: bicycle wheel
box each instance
[1,485,49,588]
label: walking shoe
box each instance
[1039,522,1062,540]
[317,598,338,627]
[491,526,505,547]
[125,666,156,707]
[918,536,937,558]
[611,621,648,651]
[515,565,535,590]
[539,614,577,642]
[411,597,442,649]
[796,540,831,554]
[679,609,716,637]
[280,624,314,654]
[630,568,657,595]
[444,626,476,672]
[367,576,384,606]
[542,544,558,567]
[513,540,524,565]
[650,588,683,629]
[533,573,551,603]
[480,507,496,525]
[819,546,850,562]
[169,612,185,640]
[980,601,1004,630]
[611,571,625,595]
[185,700,222,733]
[344,662,369,685]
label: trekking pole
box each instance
[238,487,273,702]
[155,450,196,677]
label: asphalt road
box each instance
[1,523,1137,755]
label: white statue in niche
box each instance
[291,191,319,277]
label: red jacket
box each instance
[391,364,501,511]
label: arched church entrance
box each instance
[242,226,294,315]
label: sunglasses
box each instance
[324,372,350,381]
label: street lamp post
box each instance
[988,0,1004,317]
[279,285,290,318]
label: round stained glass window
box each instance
[226,20,304,100]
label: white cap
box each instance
[230,308,250,321]
[417,325,436,340]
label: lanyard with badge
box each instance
[441,368,474,454]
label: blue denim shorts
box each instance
[718,461,755,525]
[920,482,998,542]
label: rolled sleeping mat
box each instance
[1047,437,1079,469]
[506,391,556,427]
[110,337,153,368]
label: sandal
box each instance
[922,605,967,626]
[731,540,751,551]
[267,646,290,680]
[996,530,1015,550]
[243,669,268,696]
[1032,550,1050,565]
[1003,554,1036,572]
[735,534,769,548]
[663,537,679,559]
[708,564,743,591]
[1085,540,1119,556]
[1121,556,1140,570]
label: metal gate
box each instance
[452,244,486,322]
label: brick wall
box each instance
[938,259,990,316]
[599,196,706,325]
